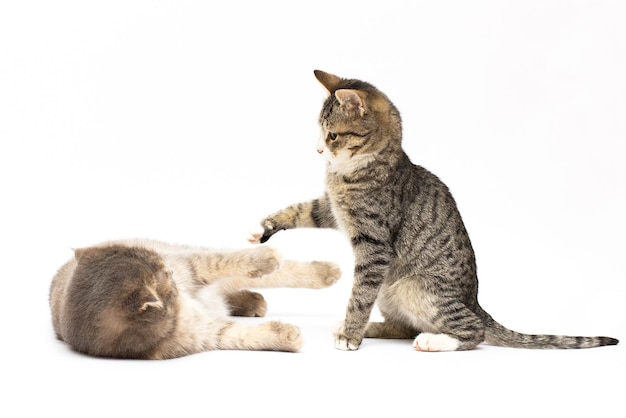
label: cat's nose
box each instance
[317,147,324,154]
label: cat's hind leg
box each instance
[377,277,484,351]
[215,320,304,352]
[410,300,484,352]
[364,321,416,339]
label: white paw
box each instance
[247,222,268,244]
[333,321,360,351]
[335,337,359,351]
[413,333,460,352]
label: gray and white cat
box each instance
[49,238,340,359]
[249,70,619,352]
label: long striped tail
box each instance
[477,307,619,349]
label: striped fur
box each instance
[251,70,619,351]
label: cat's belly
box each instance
[376,277,440,334]
[193,287,230,318]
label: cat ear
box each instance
[314,70,342,94]
[335,89,367,117]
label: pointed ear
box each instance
[335,89,367,116]
[314,70,342,94]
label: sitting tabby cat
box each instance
[249,70,619,352]
[49,238,341,359]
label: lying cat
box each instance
[49,238,341,359]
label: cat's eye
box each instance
[328,132,338,141]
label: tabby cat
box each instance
[249,70,619,351]
[50,238,341,359]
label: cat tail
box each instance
[476,306,619,349]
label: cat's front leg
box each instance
[235,246,284,278]
[334,238,394,351]
[189,247,283,283]
[333,320,362,351]
[248,195,337,244]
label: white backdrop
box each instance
[1,1,624,417]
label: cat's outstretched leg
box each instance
[214,320,304,352]
[248,196,337,244]
[184,246,284,284]
[220,260,341,293]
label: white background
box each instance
[1,1,624,417]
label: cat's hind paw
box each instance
[264,321,304,352]
[413,333,460,352]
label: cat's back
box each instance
[394,159,476,268]
[392,154,458,214]
[49,257,78,340]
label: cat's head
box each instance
[66,245,179,358]
[314,70,402,172]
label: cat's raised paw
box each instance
[413,333,460,352]
[247,220,275,244]
[247,223,266,244]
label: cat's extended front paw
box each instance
[333,321,362,351]
[311,261,342,288]
[247,219,278,244]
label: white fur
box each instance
[333,320,360,351]
[247,224,264,244]
[322,149,376,176]
[413,333,460,352]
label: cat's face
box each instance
[314,70,401,173]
